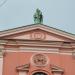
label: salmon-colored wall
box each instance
[3,52,75,75]
[2,28,75,75]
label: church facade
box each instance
[0,24,75,75]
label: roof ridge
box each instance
[0,23,75,36]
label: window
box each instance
[33,72,47,75]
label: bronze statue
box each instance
[34,9,43,24]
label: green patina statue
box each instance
[34,9,43,24]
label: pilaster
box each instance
[0,45,4,75]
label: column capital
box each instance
[0,45,4,58]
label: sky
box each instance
[0,0,75,34]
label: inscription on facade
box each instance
[31,32,45,40]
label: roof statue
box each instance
[34,9,43,24]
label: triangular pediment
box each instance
[0,24,75,41]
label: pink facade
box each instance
[0,24,75,75]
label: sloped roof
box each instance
[0,24,75,40]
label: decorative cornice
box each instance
[0,39,75,55]
[0,39,75,49]
[16,63,64,74]
[0,24,75,40]
[16,64,30,71]
[51,65,64,73]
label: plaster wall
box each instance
[0,58,3,75]
[3,52,75,75]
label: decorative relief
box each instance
[31,32,45,40]
[31,54,49,66]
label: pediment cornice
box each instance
[51,64,64,73]
[0,24,75,41]
[16,64,30,71]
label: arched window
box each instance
[33,72,47,75]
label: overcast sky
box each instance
[0,0,75,34]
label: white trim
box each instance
[4,46,73,55]
[4,49,73,55]
[0,57,3,75]
[19,47,59,52]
